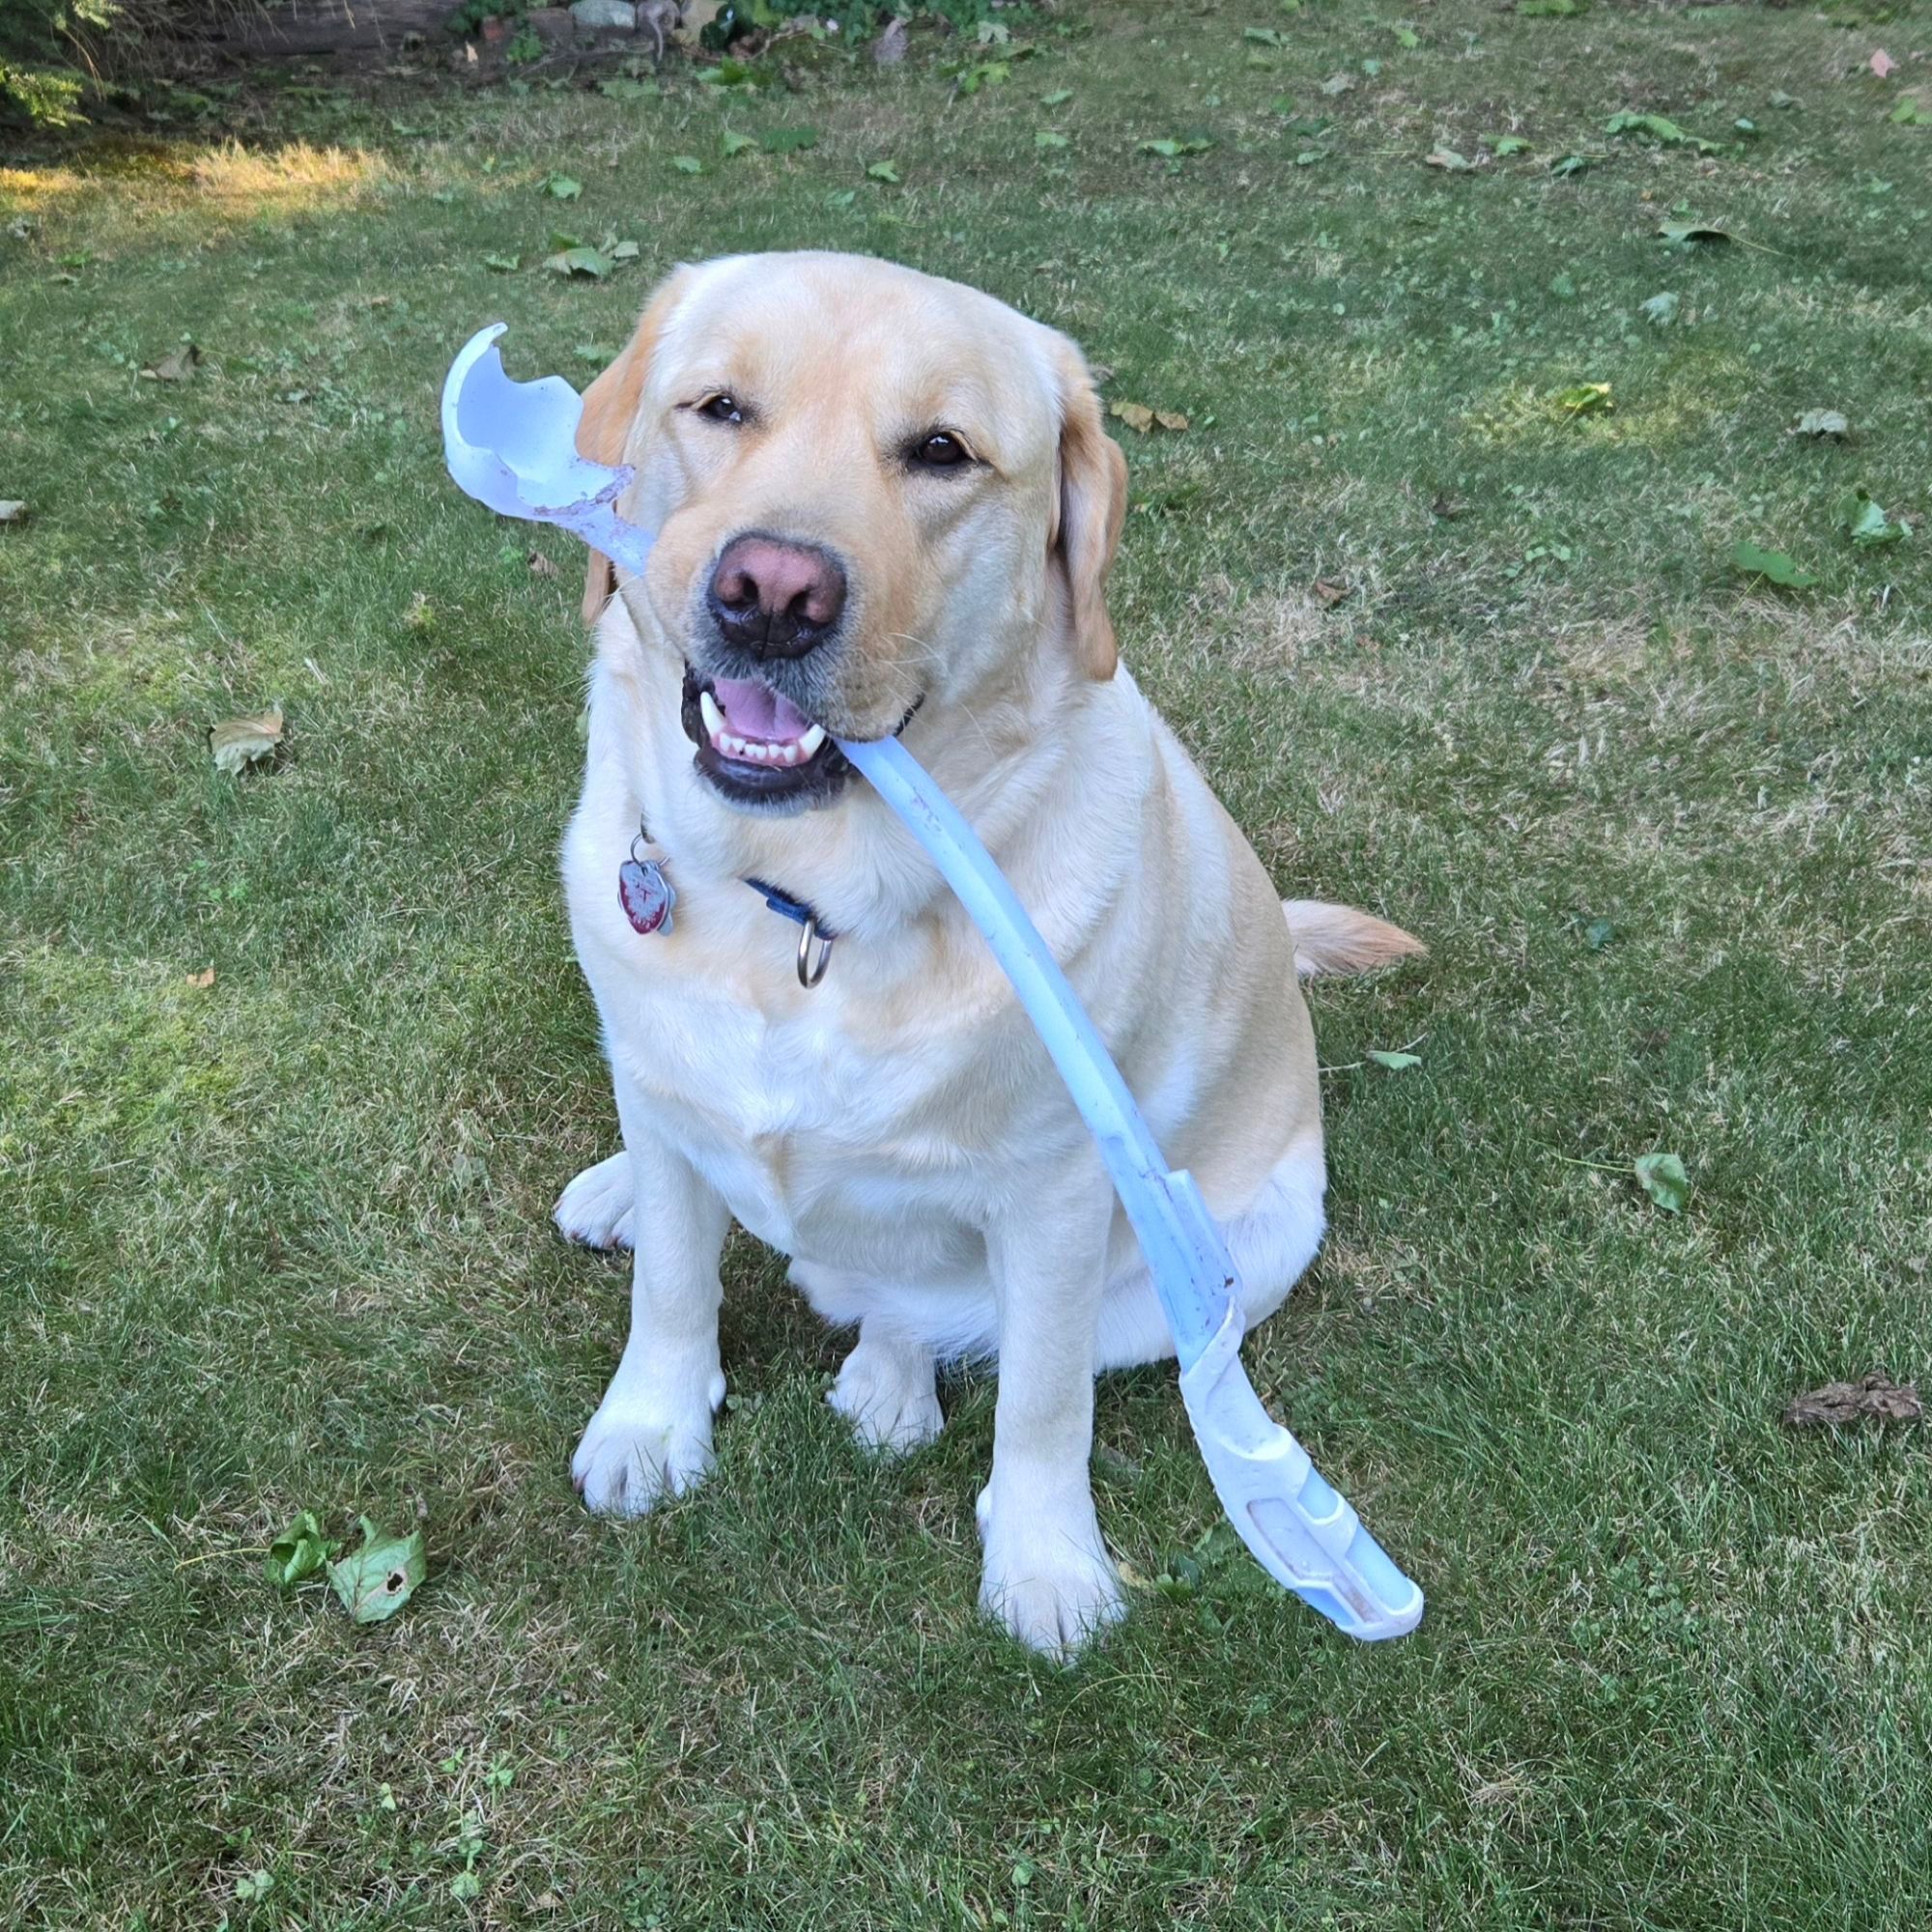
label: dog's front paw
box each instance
[977,1485,1125,1658]
[572,1385,718,1517]
[554,1152,636,1250]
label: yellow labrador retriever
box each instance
[553,251,1419,1653]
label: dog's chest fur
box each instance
[570,846,1066,1281]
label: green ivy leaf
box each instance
[1634,1151,1690,1213]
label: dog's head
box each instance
[577,252,1127,813]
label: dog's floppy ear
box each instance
[576,268,689,625]
[1046,336,1129,681]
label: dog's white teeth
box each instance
[699,690,724,742]
[722,731,747,756]
[796,723,827,759]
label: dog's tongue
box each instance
[712,676,811,743]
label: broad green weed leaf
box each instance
[760,126,818,153]
[266,1510,336,1586]
[721,130,756,156]
[1036,130,1069,149]
[867,159,901,182]
[1605,111,1718,156]
[1838,489,1908,547]
[542,173,582,200]
[1491,134,1531,155]
[327,1517,427,1625]
[1730,540,1817,588]
[1425,147,1473,171]
[1368,1050,1421,1071]
[1639,291,1679,326]
[1634,1151,1690,1213]
[671,155,703,175]
[1040,88,1073,106]
[1554,382,1612,415]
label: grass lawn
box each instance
[4,0,1930,1923]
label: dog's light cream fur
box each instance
[552,252,1420,1653]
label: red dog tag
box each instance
[618,855,675,936]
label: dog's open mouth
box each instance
[680,666,852,810]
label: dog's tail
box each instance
[1283,900,1426,978]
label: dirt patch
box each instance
[1782,1372,1922,1429]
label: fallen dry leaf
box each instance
[1782,1372,1921,1429]
[1314,579,1352,606]
[1153,410,1190,432]
[1868,48,1895,78]
[0,499,26,524]
[527,550,560,578]
[209,706,284,777]
[1791,409,1849,438]
[185,966,216,988]
[1109,401,1155,434]
[142,342,202,383]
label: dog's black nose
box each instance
[707,535,847,660]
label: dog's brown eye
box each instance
[909,431,969,469]
[696,394,745,425]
